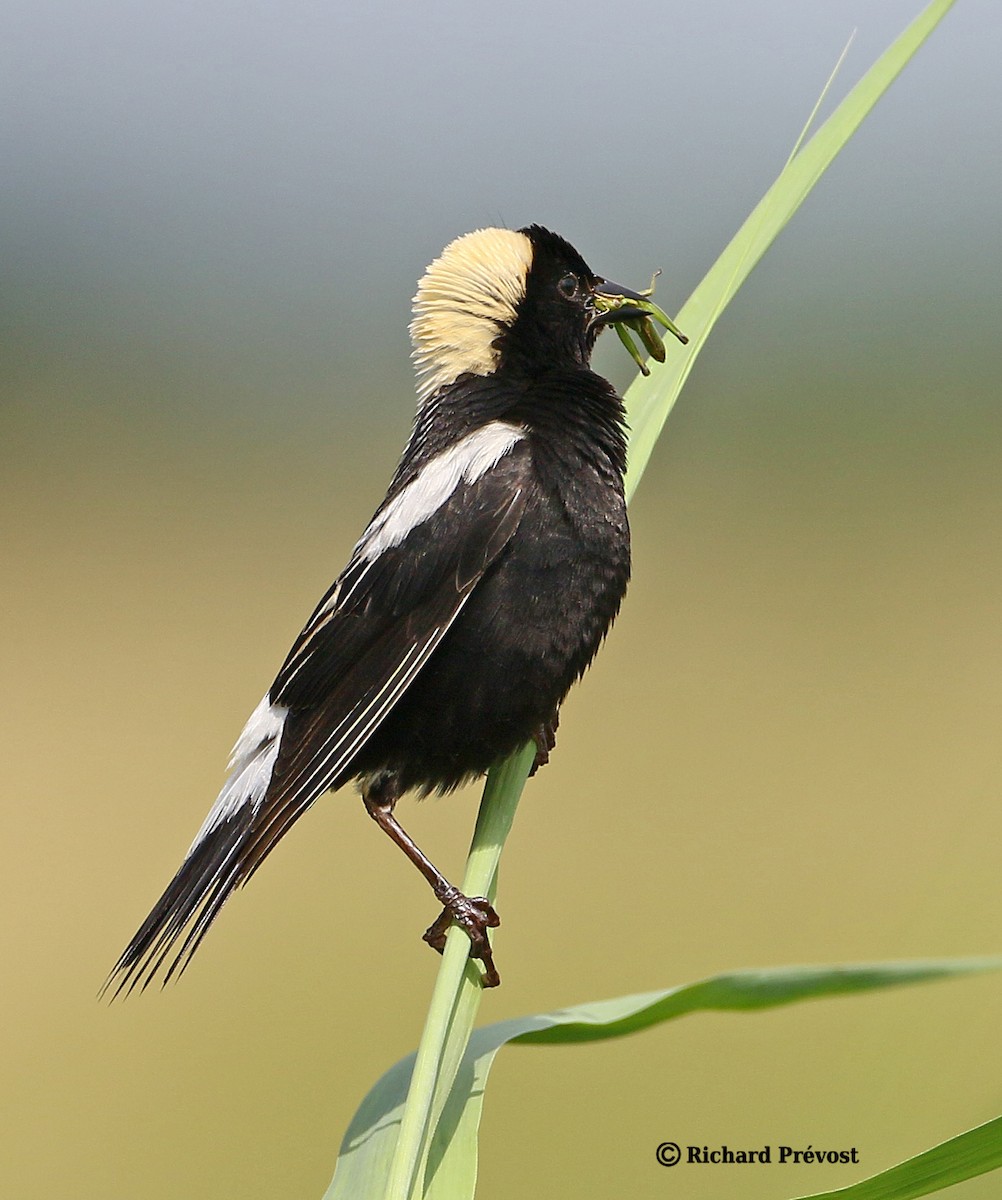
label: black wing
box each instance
[105,438,531,994]
[243,443,531,872]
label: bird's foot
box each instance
[529,715,559,776]
[423,886,501,987]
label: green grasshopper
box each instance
[593,271,688,376]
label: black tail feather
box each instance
[101,809,255,999]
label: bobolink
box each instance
[107,225,685,994]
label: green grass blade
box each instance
[325,959,1000,1199]
[326,2,959,1195]
[790,1115,1002,1200]
[624,0,957,501]
[325,744,536,1200]
[398,744,536,1197]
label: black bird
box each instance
[106,225,686,994]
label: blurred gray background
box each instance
[4,2,1001,1198]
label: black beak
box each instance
[590,280,662,328]
[588,276,688,374]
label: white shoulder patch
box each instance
[410,227,533,405]
[357,421,525,562]
[188,695,288,852]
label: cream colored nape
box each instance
[410,227,533,405]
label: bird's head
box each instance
[410,225,686,405]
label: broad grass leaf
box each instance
[324,957,997,1199]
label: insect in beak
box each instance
[592,274,688,375]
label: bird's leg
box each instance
[362,780,501,987]
[529,710,560,776]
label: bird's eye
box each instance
[557,273,579,300]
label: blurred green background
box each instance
[3,1,1001,1197]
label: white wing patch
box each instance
[189,695,288,851]
[355,421,525,563]
[273,422,525,695]
[410,227,533,405]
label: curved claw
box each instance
[423,891,502,987]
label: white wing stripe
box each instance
[355,421,524,562]
[286,423,524,678]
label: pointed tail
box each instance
[102,695,288,998]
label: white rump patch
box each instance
[410,227,533,404]
[188,695,289,853]
[356,422,524,562]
